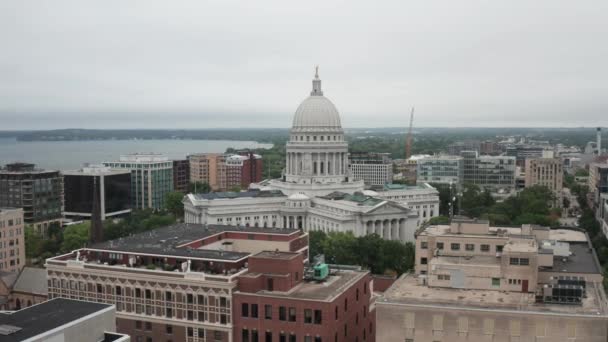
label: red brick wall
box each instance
[233,272,375,342]
[372,275,397,293]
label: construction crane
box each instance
[405,107,415,159]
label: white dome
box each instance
[292,96,342,130]
[288,193,310,200]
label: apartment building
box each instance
[349,152,393,186]
[45,224,309,342]
[0,208,25,272]
[525,158,563,207]
[103,154,173,210]
[234,252,375,342]
[377,217,608,341]
[189,153,263,192]
[0,163,62,233]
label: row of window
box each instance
[0,218,22,227]
[421,241,504,253]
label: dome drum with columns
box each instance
[183,68,441,244]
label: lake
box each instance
[0,138,273,170]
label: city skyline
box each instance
[2,1,608,129]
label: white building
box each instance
[183,69,439,242]
[349,152,393,186]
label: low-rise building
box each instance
[233,252,375,342]
[377,217,608,341]
[63,165,132,220]
[349,152,393,186]
[45,224,309,342]
[525,158,563,207]
[0,267,48,310]
[0,208,25,272]
[0,298,129,342]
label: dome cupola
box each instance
[291,67,343,132]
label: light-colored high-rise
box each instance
[0,208,25,272]
[525,157,563,207]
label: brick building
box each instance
[45,224,309,342]
[189,153,262,192]
[233,252,375,342]
[0,208,25,272]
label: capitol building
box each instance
[184,69,439,242]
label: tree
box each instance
[229,185,242,193]
[165,191,185,218]
[427,216,450,225]
[61,222,90,252]
[308,231,326,257]
[25,226,44,259]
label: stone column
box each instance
[386,220,391,240]
[332,152,336,175]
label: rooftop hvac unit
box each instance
[542,284,584,305]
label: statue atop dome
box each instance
[311,65,323,96]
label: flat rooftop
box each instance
[0,298,112,341]
[242,269,367,301]
[382,274,608,316]
[421,225,588,243]
[89,223,300,261]
[544,242,601,274]
[193,190,286,200]
[252,251,301,260]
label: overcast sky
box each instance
[1,1,607,130]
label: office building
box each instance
[377,217,608,341]
[349,152,393,186]
[506,145,549,166]
[0,208,24,272]
[461,151,516,190]
[524,158,563,207]
[233,252,375,342]
[63,165,131,220]
[447,141,480,155]
[103,153,173,210]
[172,159,190,193]
[416,155,464,186]
[46,223,309,342]
[238,151,263,188]
[189,153,263,192]
[0,163,62,233]
[0,298,129,342]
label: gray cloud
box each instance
[1,0,607,129]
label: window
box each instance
[135,321,142,330]
[116,286,122,295]
[465,244,474,251]
[510,258,519,265]
[315,337,322,342]
[335,306,338,320]
[187,293,193,303]
[304,309,312,323]
[166,308,173,317]
[252,330,258,342]
[135,288,141,297]
[480,244,490,252]
[215,331,223,340]
[314,309,322,324]
[251,304,258,318]
[289,333,296,342]
[420,241,428,249]
[520,258,529,266]
[356,288,359,301]
[220,314,227,324]
[496,245,504,253]
[279,306,287,321]
[187,327,194,337]
[492,278,500,287]
[265,305,272,319]
[438,274,451,281]
[266,331,272,342]
[145,289,152,299]
[166,325,173,334]
[243,329,250,342]
[289,307,296,322]
[436,242,444,250]
[344,298,348,311]
[242,303,249,317]
[187,310,194,320]
[280,333,287,342]
[220,297,227,307]
[451,243,460,251]
[145,322,152,331]
[420,257,428,265]
[165,291,172,302]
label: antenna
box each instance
[406,107,415,159]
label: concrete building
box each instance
[0,208,24,273]
[416,155,464,186]
[377,217,608,341]
[461,151,516,190]
[46,224,309,342]
[63,165,132,220]
[103,153,173,210]
[183,70,437,242]
[233,252,375,342]
[0,298,129,342]
[0,163,62,233]
[524,158,564,207]
[173,159,190,193]
[349,152,393,186]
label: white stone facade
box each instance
[183,69,440,243]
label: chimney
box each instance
[597,127,602,156]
